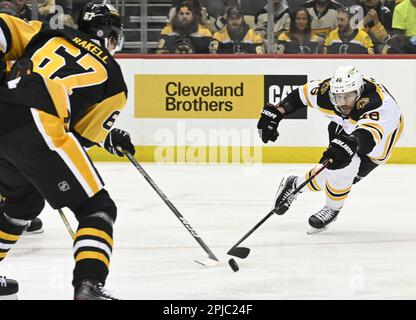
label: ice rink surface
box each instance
[1,162,416,300]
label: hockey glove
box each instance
[257,104,284,143]
[104,128,135,157]
[320,135,358,170]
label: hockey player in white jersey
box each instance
[257,65,403,233]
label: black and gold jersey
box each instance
[277,32,322,54]
[324,28,374,54]
[211,26,264,54]
[0,14,127,146]
[156,24,212,54]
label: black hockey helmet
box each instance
[78,2,124,53]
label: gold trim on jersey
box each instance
[302,83,314,109]
[358,123,384,144]
[370,116,404,164]
[31,109,103,197]
[317,106,336,116]
[364,77,385,102]
[74,92,127,145]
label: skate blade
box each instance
[307,226,328,235]
[0,294,18,300]
[23,228,44,235]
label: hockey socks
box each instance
[0,213,28,262]
[73,212,114,286]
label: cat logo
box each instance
[356,97,370,110]
[320,81,330,95]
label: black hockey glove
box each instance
[104,128,135,157]
[257,104,284,143]
[320,135,358,170]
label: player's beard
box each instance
[172,16,198,35]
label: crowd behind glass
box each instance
[2,0,415,54]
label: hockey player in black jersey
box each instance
[0,3,134,300]
[257,66,403,233]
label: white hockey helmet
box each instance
[329,65,364,106]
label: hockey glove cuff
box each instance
[104,128,135,157]
[320,134,358,170]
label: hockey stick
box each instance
[121,149,219,267]
[58,208,75,240]
[227,160,332,259]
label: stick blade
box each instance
[227,246,250,259]
[194,257,219,267]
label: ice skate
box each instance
[74,280,118,300]
[24,218,44,234]
[0,276,18,300]
[307,206,339,235]
[274,175,298,215]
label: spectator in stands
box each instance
[303,0,343,39]
[13,0,30,20]
[324,7,374,54]
[382,33,416,53]
[38,0,54,21]
[0,1,16,16]
[37,0,76,28]
[355,0,392,52]
[392,0,416,37]
[157,2,212,54]
[210,6,264,54]
[212,0,239,32]
[277,8,323,54]
[168,0,211,30]
[56,0,73,16]
[255,0,291,39]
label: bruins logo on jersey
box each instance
[320,81,330,95]
[356,97,370,110]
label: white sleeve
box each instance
[298,80,321,110]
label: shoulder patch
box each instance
[320,81,330,95]
[356,97,370,110]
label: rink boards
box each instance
[89,55,416,164]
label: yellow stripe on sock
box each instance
[0,231,20,242]
[75,228,113,247]
[75,251,110,268]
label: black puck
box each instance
[228,258,239,272]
